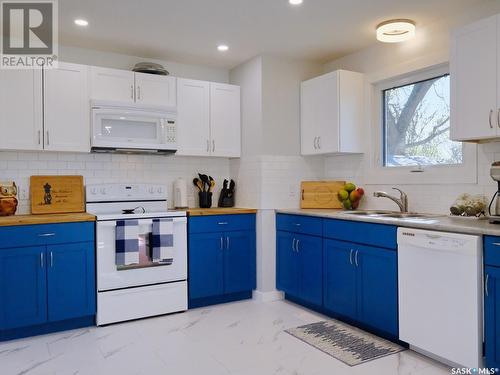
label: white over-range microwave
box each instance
[91,102,177,154]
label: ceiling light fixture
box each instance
[217,44,229,52]
[289,0,303,5]
[74,19,89,27]
[376,19,415,43]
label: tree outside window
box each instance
[383,74,462,167]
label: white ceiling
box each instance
[59,0,487,69]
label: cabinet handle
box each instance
[296,239,300,252]
[349,249,354,265]
[354,250,359,267]
[137,86,141,100]
[38,130,41,145]
[212,140,215,152]
[40,252,44,268]
[131,85,134,100]
[206,140,210,152]
[292,238,296,252]
[50,251,53,267]
[486,274,490,297]
[46,130,50,145]
[497,109,500,129]
[492,243,500,246]
[318,137,321,149]
[220,236,224,250]
[489,109,494,129]
[313,137,318,150]
[226,236,230,249]
[218,222,228,225]
[38,233,55,237]
[294,223,301,227]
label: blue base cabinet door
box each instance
[189,232,224,299]
[485,266,500,368]
[224,230,256,294]
[323,239,357,319]
[0,246,47,330]
[297,234,322,306]
[357,245,398,337]
[276,231,299,296]
[47,243,96,322]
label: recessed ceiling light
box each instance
[376,19,416,43]
[74,19,89,27]
[289,0,303,4]
[217,44,229,52]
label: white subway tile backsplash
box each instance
[0,151,232,214]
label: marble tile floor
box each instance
[0,299,451,375]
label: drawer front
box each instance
[189,214,255,234]
[323,219,397,249]
[0,222,94,249]
[276,214,322,237]
[485,236,500,266]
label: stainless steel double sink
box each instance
[341,210,441,220]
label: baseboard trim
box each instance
[252,290,284,302]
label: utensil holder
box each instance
[198,192,213,208]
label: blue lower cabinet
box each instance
[323,239,357,319]
[276,231,299,296]
[276,230,323,308]
[0,222,96,341]
[297,234,322,306]
[47,243,96,322]
[188,214,256,308]
[357,245,398,337]
[485,265,500,368]
[0,246,47,330]
[189,232,225,299]
[224,230,256,294]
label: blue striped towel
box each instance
[115,220,139,266]
[151,218,174,263]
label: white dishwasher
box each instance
[397,227,482,368]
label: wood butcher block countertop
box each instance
[0,213,96,227]
[185,208,258,216]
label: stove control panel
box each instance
[86,184,167,202]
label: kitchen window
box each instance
[382,74,463,168]
[367,64,477,184]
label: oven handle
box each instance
[97,217,187,227]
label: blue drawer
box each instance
[485,236,500,267]
[323,219,397,250]
[189,214,255,234]
[276,214,322,237]
[0,222,94,249]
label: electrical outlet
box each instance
[289,184,296,198]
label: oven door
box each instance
[91,107,177,151]
[96,217,187,291]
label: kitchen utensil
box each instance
[193,178,203,192]
[208,177,215,192]
[198,173,210,192]
[132,62,169,76]
[30,175,84,214]
[300,181,345,209]
[174,178,188,209]
[228,180,235,196]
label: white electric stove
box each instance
[86,183,187,326]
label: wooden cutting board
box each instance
[300,181,345,209]
[30,175,85,214]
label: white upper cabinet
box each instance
[0,69,43,151]
[300,70,364,155]
[176,80,241,158]
[451,15,499,141]
[210,83,241,158]
[135,73,176,108]
[176,78,211,156]
[90,66,135,104]
[90,66,176,108]
[44,62,90,152]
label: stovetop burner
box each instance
[122,207,146,215]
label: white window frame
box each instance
[365,63,477,185]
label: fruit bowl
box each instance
[337,182,365,210]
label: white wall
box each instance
[60,45,229,83]
[322,3,500,214]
